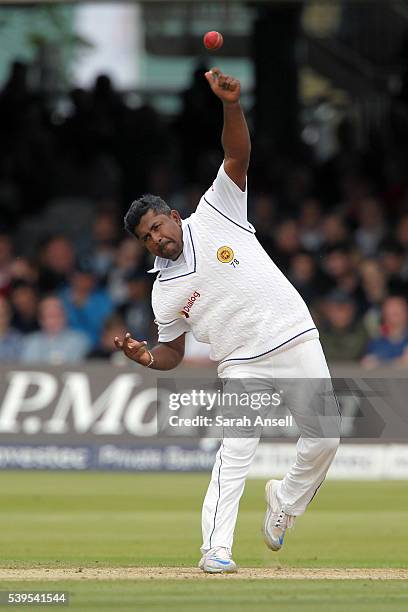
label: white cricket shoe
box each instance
[263,479,295,551]
[198,547,237,574]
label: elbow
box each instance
[170,344,185,368]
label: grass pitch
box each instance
[0,580,407,612]
[0,472,407,610]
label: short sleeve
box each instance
[203,161,248,226]
[155,317,189,343]
[151,279,189,343]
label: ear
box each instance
[170,209,182,226]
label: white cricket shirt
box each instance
[150,162,318,367]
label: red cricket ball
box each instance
[203,31,224,51]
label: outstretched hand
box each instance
[205,68,241,104]
[114,332,152,366]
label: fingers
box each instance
[219,76,237,91]
[204,69,220,86]
[222,79,232,91]
[209,67,221,80]
[114,333,147,354]
[204,71,213,85]
[114,336,123,349]
[132,342,148,356]
[206,69,238,91]
[124,333,146,350]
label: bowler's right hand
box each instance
[114,332,152,366]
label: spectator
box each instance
[321,214,348,249]
[88,313,128,364]
[362,296,408,367]
[0,295,22,361]
[298,198,323,252]
[354,197,386,257]
[37,236,75,293]
[251,193,276,257]
[176,63,222,183]
[0,61,31,125]
[0,233,14,295]
[21,296,89,363]
[395,214,408,278]
[323,244,366,310]
[359,259,388,337]
[288,250,330,307]
[59,263,113,348]
[85,211,119,282]
[272,219,301,272]
[118,270,152,342]
[1,55,408,367]
[91,74,125,127]
[319,290,369,362]
[395,213,408,251]
[379,240,408,297]
[9,257,38,285]
[62,87,92,158]
[9,280,39,334]
[107,237,145,305]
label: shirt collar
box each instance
[148,218,192,274]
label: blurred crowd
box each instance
[1,60,408,366]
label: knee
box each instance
[299,436,339,462]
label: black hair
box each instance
[124,194,171,237]
[379,238,405,257]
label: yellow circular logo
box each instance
[217,246,234,263]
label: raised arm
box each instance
[205,68,251,191]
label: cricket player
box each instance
[115,68,340,574]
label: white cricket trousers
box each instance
[201,337,340,553]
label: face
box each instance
[291,254,315,282]
[135,210,183,260]
[325,301,355,329]
[360,260,386,300]
[93,213,118,244]
[39,298,66,334]
[325,251,351,278]
[358,197,382,228]
[275,221,299,253]
[322,215,347,243]
[127,279,148,301]
[43,238,74,274]
[11,286,38,315]
[72,271,95,294]
[381,252,404,276]
[383,298,408,329]
[300,198,321,227]
[116,238,143,270]
[254,195,275,224]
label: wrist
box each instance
[222,99,241,108]
[145,350,155,368]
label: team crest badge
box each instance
[217,246,234,263]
